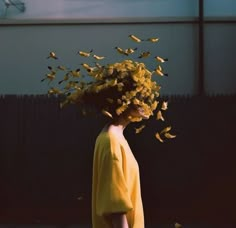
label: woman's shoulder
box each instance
[96,130,119,145]
[95,130,125,158]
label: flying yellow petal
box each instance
[155,56,168,63]
[115,47,128,56]
[48,87,62,95]
[151,100,159,110]
[47,51,58,59]
[155,132,164,143]
[125,47,137,54]
[102,109,113,119]
[93,54,105,60]
[135,125,145,134]
[128,116,142,122]
[160,126,172,135]
[161,101,168,110]
[77,49,93,57]
[156,110,165,121]
[147,37,159,42]
[164,132,176,139]
[57,65,67,71]
[129,34,142,42]
[81,63,91,70]
[138,51,151,58]
[154,68,164,76]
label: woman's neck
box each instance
[111,114,130,131]
[103,113,131,136]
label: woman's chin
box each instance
[142,115,150,120]
[140,113,150,119]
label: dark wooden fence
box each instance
[0,95,236,226]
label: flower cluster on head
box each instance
[77,60,160,122]
[42,34,176,142]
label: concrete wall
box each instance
[0,23,199,95]
[0,0,236,96]
[0,0,198,19]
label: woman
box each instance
[82,60,160,228]
[92,104,148,228]
[58,59,160,227]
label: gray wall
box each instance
[0,0,198,19]
[0,0,236,95]
[204,24,236,95]
[0,23,199,95]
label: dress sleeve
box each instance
[96,135,133,216]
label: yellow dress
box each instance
[92,130,144,228]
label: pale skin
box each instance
[103,105,148,228]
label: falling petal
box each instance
[93,54,105,60]
[115,47,128,56]
[48,87,62,95]
[154,68,164,76]
[138,51,151,58]
[155,56,168,63]
[124,47,137,54]
[77,49,93,57]
[147,37,159,42]
[81,63,91,70]
[151,100,158,110]
[47,51,58,59]
[164,132,176,139]
[102,109,113,118]
[161,101,168,110]
[129,34,142,42]
[160,126,171,135]
[156,110,165,121]
[57,65,67,71]
[155,132,164,143]
[58,73,70,84]
[135,125,145,134]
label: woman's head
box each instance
[60,59,160,122]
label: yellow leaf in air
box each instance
[151,100,158,110]
[48,87,61,95]
[102,109,113,119]
[160,126,172,135]
[156,110,165,121]
[135,125,145,134]
[161,101,168,110]
[164,132,176,139]
[155,132,164,143]
[154,68,164,76]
